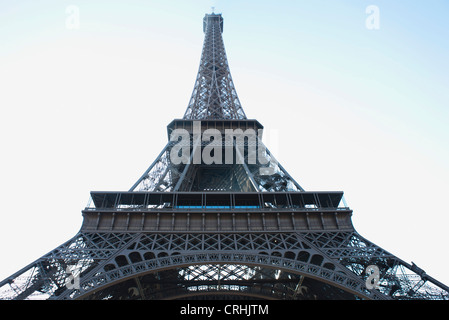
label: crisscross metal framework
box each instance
[1,12,449,300]
[183,14,246,120]
[1,226,447,300]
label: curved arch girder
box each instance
[60,252,385,300]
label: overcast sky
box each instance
[1,0,449,290]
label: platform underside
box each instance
[80,264,361,300]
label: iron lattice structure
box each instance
[1,13,448,300]
[183,14,246,120]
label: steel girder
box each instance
[183,14,246,120]
[2,12,449,302]
[1,229,447,300]
[129,132,303,193]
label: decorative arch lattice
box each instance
[67,250,380,300]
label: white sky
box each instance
[1,0,448,289]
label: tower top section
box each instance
[203,13,223,33]
[183,13,246,120]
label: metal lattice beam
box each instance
[1,12,448,301]
[183,14,246,120]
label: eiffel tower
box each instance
[1,12,448,301]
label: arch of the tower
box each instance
[71,251,375,300]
